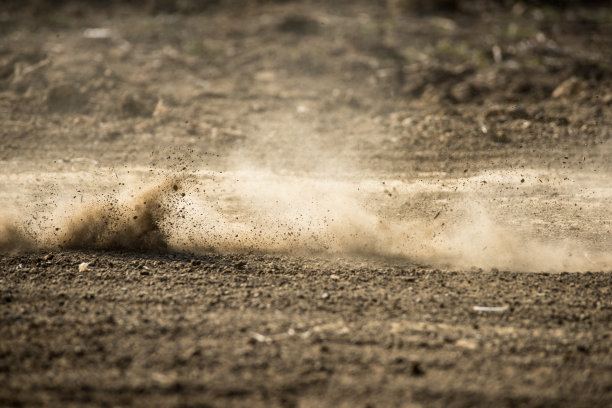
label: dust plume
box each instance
[0,166,610,272]
[51,175,192,251]
[0,173,191,253]
[164,167,610,272]
[0,213,34,254]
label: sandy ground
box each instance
[1,0,612,406]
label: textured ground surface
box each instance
[1,1,612,406]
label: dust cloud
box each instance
[0,213,34,254]
[52,175,191,251]
[0,164,609,272]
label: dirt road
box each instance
[1,1,611,406]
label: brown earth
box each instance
[1,1,612,406]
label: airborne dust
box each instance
[1,149,610,272]
[0,1,611,273]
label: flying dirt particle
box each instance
[78,262,89,272]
